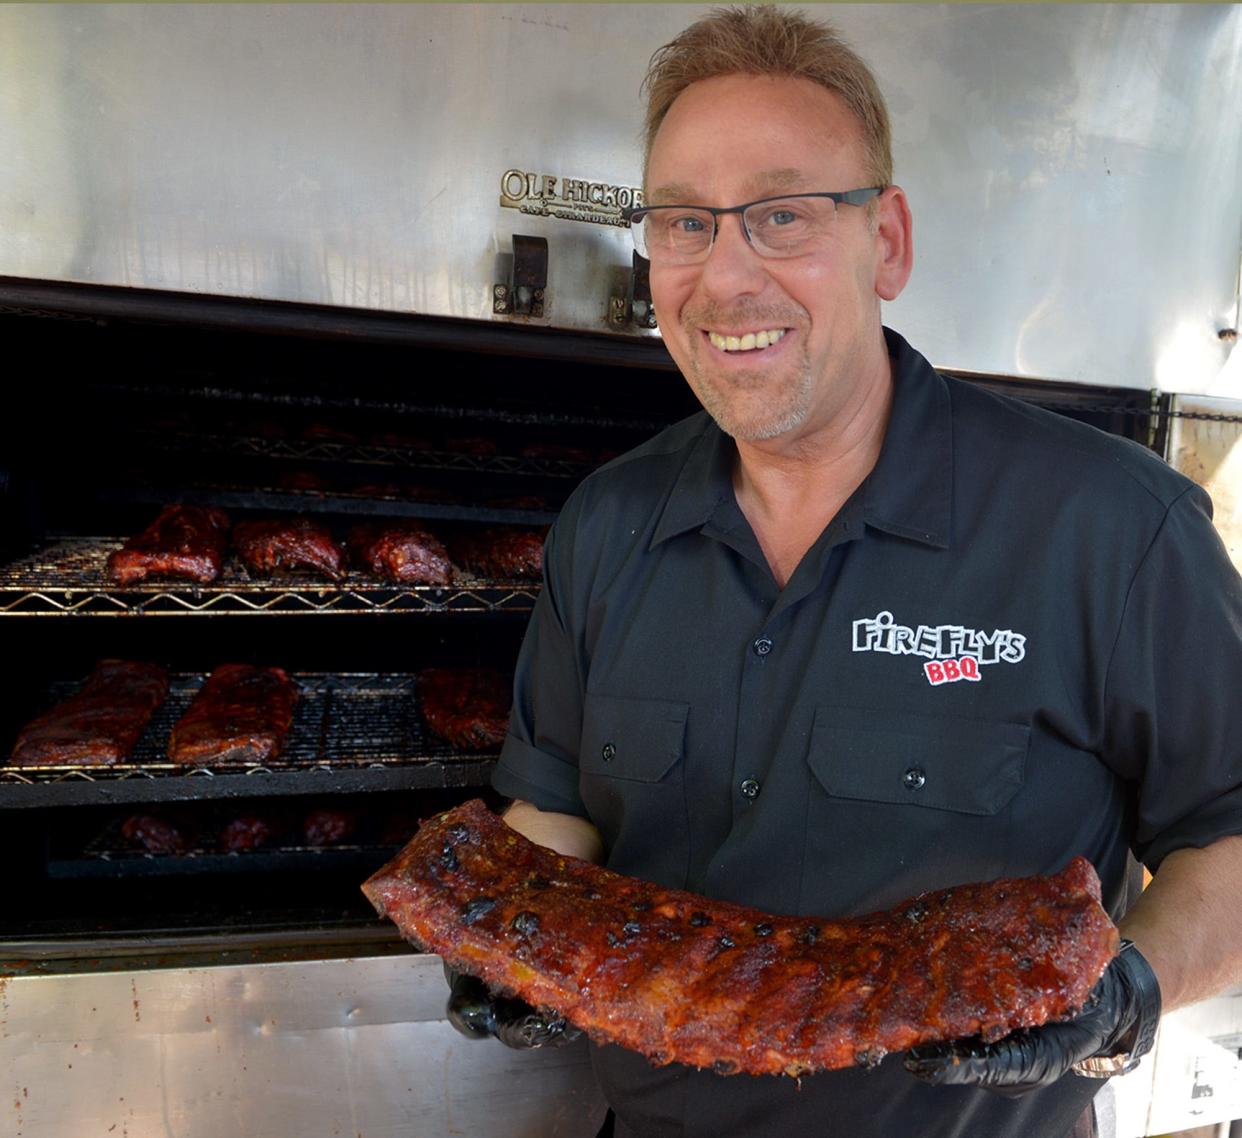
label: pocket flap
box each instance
[580,692,689,783]
[808,706,1028,816]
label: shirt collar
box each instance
[649,326,952,551]
[649,415,734,549]
[863,327,952,549]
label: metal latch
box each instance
[494,235,548,318]
[609,253,658,330]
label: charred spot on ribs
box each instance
[460,897,497,925]
[510,911,540,936]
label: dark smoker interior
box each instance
[0,279,1159,956]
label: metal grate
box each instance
[138,429,599,478]
[0,539,540,616]
[1,672,499,806]
[46,807,410,879]
[95,484,559,527]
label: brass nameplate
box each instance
[499,168,643,229]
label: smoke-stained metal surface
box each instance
[0,951,607,1137]
[1,3,1239,391]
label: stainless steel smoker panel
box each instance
[1,3,1239,391]
[0,951,607,1138]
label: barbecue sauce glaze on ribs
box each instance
[417,668,510,750]
[168,664,297,764]
[347,522,453,585]
[363,800,1119,1077]
[233,517,347,581]
[10,659,169,766]
[106,505,231,585]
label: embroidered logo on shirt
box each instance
[852,610,1026,686]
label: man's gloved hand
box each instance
[444,963,581,1049]
[904,939,1161,1095]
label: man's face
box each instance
[645,73,906,445]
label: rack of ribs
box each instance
[168,664,298,764]
[106,505,231,585]
[233,517,347,581]
[417,668,510,750]
[10,660,169,766]
[363,800,1119,1077]
[219,814,281,852]
[347,522,453,585]
[303,807,360,847]
[452,527,545,579]
[122,812,193,855]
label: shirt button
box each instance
[903,767,926,790]
[752,637,773,657]
[740,778,761,800]
[602,742,617,762]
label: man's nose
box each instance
[697,213,767,297]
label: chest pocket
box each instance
[579,692,689,880]
[808,705,1028,815]
[800,705,1030,913]
[580,692,688,783]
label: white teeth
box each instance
[707,328,786,353]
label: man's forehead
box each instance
[647,168,810,206]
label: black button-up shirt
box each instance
[493,329,1242,1138]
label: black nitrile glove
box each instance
[444,963,581,1049]
[904,939,1161,1095]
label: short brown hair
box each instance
[641,6,892,188]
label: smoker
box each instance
[0,278,694,1137]
[1,5,1239,1137]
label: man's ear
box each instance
[873,186,913,302]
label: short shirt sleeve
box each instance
[492,520,589,817]
[1102,484,1242,869]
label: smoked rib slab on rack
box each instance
[10,659,169,766]
[363,800,1119,1077]
[106,505,231,584]
[452,527,545,580]
[168,664,298,764]
[347,522,453,585]
[417,668,510,750]
[233,517,347,581]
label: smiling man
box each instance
[475,8,1242,1138]
[637,68,911,590]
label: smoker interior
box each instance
[0,281,1158,956]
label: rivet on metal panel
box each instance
[609,297,627,326]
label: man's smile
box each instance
[704,328,790,353]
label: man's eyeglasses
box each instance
[629,187,884,266]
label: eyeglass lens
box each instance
[635,196,840,263]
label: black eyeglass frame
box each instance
[628,186,886,258]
